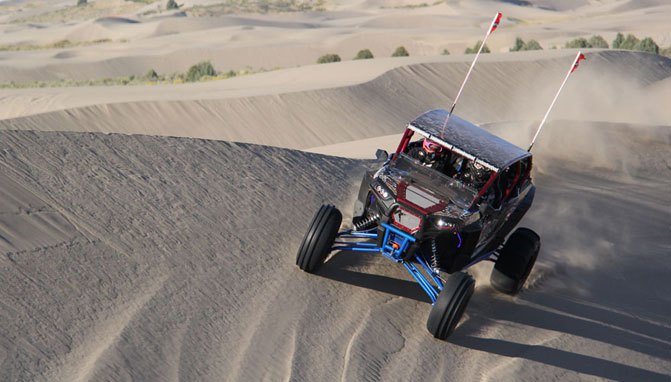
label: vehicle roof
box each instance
[407,109,531,172]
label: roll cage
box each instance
[393,109,533,209]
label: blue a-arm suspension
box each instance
[332,223,445,303]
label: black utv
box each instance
[296,109,540,340]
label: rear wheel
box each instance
[426,272,475,340]
[490,227,540,295]
[296,204,342,273]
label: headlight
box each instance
[429,204,480,230]
[435,218,456,230]
[373,183,391,200]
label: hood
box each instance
[377,154,477,210]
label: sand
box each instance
[1,0,670,381]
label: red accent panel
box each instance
[396,181,447,214]
[397,181,408,200]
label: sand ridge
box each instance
[2,50,669,154]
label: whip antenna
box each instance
[443,12,502,130]
[528,51,586,152]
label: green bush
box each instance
[565,35,608,49]
[611,33,659,54]
[565,37,589,49]
[77,0,87,6]
[524,39,542,51]
[145,69,159,81]
[588,35,609,48]
[441,48,450,55]
[354,49,374,60]
[511,37,543,51]
[465,41,490,54]
[185,61,216,82]
[510,37,543,51]
[619,34,640,50]
[392,46,409,57]
[317,54,341,64]
[167,0,179,10]
[510,37,525,52]
[636,37,659,54]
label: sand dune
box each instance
[1,124,669,381]
[1,0,670,83]
[1,0,670,380]
[2,51,670,152]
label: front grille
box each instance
[392,207,422,233]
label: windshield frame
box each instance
[384,153,480,210]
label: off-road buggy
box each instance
[294,8,584,338]
[295,109,541,340]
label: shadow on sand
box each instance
[317,251,671,381]
[317,250,431,303]
[453,334,669,381]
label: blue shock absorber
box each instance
[415,253,444,291]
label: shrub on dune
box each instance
[185,61,216,82]
[611,33,659,54]
[619,34,640,50]
[145,69,159,81]
[565,37,589,49]
[511,37,543,52]
[317,54,341,64]
[510,37,525,52]
[588,35,609,48]
[77,0,87,6]
[391,46,409,57]
[441,49,450,55]
[167,0,180,10]
[636,37,659,54]
[464,41,489,54]
[565,35,608,49]
[354,49,374,60]
[524,39,543,50]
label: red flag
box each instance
[489,12,503,34]
[571,52,586,73]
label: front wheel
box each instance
[426,272,475,340]
[490,227,541,295]
[295,204,342,273]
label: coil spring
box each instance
[430,238,440,269]
[354,213,380,231]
